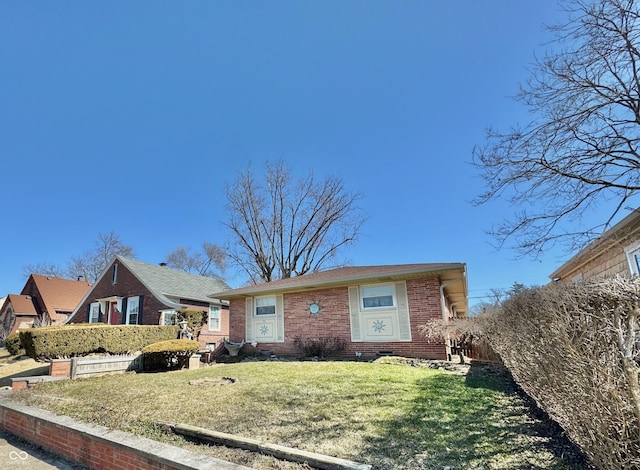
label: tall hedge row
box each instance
[484,278,640,470]
[19,324,180,361]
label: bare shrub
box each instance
[484,278,640,469]
[293,335,347,358]
[420,317,487,363]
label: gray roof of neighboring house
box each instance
[117,256,231,308]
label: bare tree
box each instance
[69,231,135,282]
[22,262,67,279]
[23,231,134,282]
[165,242,226,277]
[473,0,640,257]
[224,160,365,283]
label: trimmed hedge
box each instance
[20,324,180,361]
[5,333,23,356]
[142,339,199,371]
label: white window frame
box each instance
[209,305,221,331]
[625,241,640,275]
[112,264,118,284]
[89,302,100,323]
[360,283,396,310]
[161,310,178,326]
[255,295,276,316]
[349,282,412,342]
[126,296,140,325]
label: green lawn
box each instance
[12,359,587,469]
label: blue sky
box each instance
[0,1,616,306]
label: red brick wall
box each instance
[229,277,447,360]
[198,306,230,346]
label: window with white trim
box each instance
[161,310,178,326]
[348,282,412,342]
[361,284,395,309]
[89,302,100,323]
[625,241,640,275]
[246,295,284,343]
[126,296,140,325]
[209,305,221,330]
[255,296,276,316]
[112,264,118,284]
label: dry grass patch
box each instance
[12,360,588,469]
[0,347,49,387]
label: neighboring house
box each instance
[210,263,468,360]
[550,209,640,283]
[0,275,92,339]
[0,295,37,339]
[68,256,231,347]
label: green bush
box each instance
[293,335,347,358]
[20,325,179,361]
[142,339,199,371]
[5,333,23,356]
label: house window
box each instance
[348,282,412,343]
[112,264,118,285]
[161,310,178,326]
[209,305,221,330]
[255,296,276,316]
[361,284,395,309]
[126,296,140,325]
[246,295,284,343]
[625,241,640,275]
[89,302,100,323]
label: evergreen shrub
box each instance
[5,332,23,356]
[142,339,199,371]
[20,324,179,361]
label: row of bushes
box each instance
[483,278,640,470]
[19,324,179,361]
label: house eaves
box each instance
[211,263,468,315]
[549,208,640,281]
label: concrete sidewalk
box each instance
[0,428,88,469]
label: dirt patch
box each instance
[373,356,472,375]
[188,376,238,386]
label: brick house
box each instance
[0,275,92,339]
[210,263,468,360]
[68,256,231,346]
[550,209,640,283]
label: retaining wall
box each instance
[0,399,249,470]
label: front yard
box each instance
[10,359,587,469]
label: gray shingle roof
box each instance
[117,256,230,307]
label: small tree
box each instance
[420,316,487,364]
[176,309,208,341]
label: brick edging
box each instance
[0,398,250,470]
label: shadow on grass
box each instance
[353,362,592,470]
[0,365,50,387]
